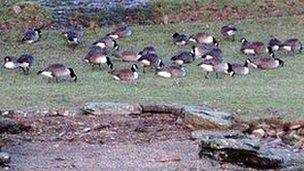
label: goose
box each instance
[280,38,302,54]
[171,51,195,65]
[63,30,81,46]
[22,28,41,44]
[136,46,157,60]
[240,38,271,55]
[198,58,234,79]
[108,64,139,81]
[107,25,132,39]
[221,24,237,41]
[246,52,284,70]
[189,32,218,45]
[192,44,220,58]
[139,46,157,56]
[83,46,113,69]
[3,56,18,70]
[137,53,163,73]
[112,50,141,62]
[268,38,281,51]
[17,54,34,74]
[172,33,188,46]
[37,63,77,82]
[94,36,119,50]
[156,65,187,78]
[201,48,223,60]
[231,61,249,75]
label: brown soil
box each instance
[2,113,245,170]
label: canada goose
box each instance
[3,56,18,70]
[94,36,119,50]
[192,44,220,58]
[139,46,157,56]
[37,63,77,82]
[171,51,195,65]
[198,58,234,79]
[246,52,284,70]
[231,61,249,75]
[83,46,113,69]
[17,54,34,74]
[172,33,188,46]
[189,32,218,46]
[201,48,223,61]
[221,24,237,41]
[268,38,281,51]
[107,25,132,39]
[22,28,41,44]
[108,64,139,81]
[112,50,141,62]
[138,53,162,73]
[63,30,81,46]
[156,65,187,78]
[240,38,271,55]
[280,38,302,54]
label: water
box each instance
[35,0,149,26]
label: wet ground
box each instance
[2,113,245,170]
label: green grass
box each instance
[1,16,304,121]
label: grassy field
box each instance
[1,16,304,121]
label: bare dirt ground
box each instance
[2,113,245,170]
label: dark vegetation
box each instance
[1,0,304,30]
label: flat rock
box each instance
[191,130,245,140]
[140,104,183,115]
[0,152,11,166]
[198,131,304,169]
[82,102,142,115]
[182,105,235,129]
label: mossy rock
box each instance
[0,1,53,29]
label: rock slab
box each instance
[198,131,304,169]
[182,105,235,129]
[82,102,142,115]
[82,102,235,129]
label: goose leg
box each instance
[143,66,147,73]
[20,67,26,74]
[205,72,210,79]
[25,67,30,75]
[231,35,236,42]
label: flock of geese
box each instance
[2,24,303,82]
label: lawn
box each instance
[0,15,304,121]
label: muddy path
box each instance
[2,113,244,170]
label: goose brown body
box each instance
[156,65,186,78]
